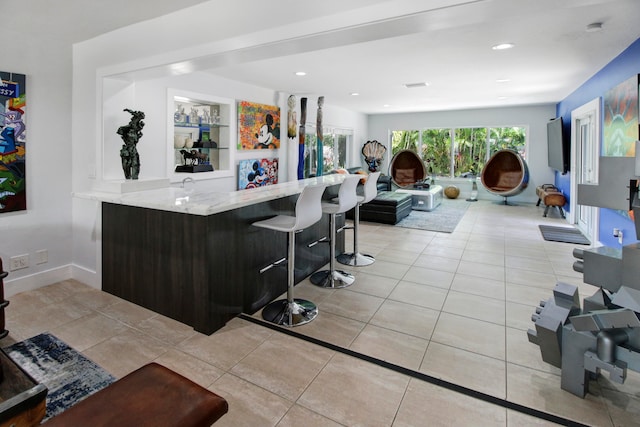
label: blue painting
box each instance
[0,71,27,213]
[238,158,279,190]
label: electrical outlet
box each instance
[36,249,48,265]
[9,254,29,271]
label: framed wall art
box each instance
[0,71,27,213]
[603,74,639,157]
[238,101,280,150]
[238,158,279,190]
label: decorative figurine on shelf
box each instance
[202,108,211,125]
[189,107,199,125]
[117,108,145,180]
[174,104,185,123]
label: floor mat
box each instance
[538,225,590,245]
[5,332,116,421]
[395,199,470,233]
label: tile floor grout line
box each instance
[238,313,588,427]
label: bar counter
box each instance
[82,175,347,335]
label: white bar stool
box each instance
[310,174,361,289]
[338,171,381,267]
[252,184,327,326]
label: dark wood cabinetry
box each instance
[102,191,343,335]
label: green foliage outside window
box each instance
[390,126,527,178]
[421,129,451,176]
[489,127,527,158]
[453,128,487,177]
[391,130,419,155]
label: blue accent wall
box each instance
[555,38,640,247]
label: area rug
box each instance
[4,332,115,422]
[395,198,471,233]
[539,225,590,245]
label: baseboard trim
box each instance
[4,265,73,297]
[4,264,99,297]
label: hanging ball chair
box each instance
[480,149,529,204]
[389,150,427,188]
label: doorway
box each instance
[570,98,600,244]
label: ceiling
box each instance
[21,0,640,115]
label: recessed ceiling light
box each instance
[496,78,511,83]
[497,96,508,100]
[295,71,307,76]
[383,104,391,107]
[350,92,360,96]
[586,22,603,32]
[492,43,514,50]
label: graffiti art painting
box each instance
[0,71,26,213]
[238,101,280,150]
[238,158,279,189]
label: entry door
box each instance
[575,114,598,240]
[571,100,600,242]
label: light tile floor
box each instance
[2,200,639,426]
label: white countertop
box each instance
[73,174,346,216]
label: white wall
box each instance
[0,31,74,296]
[367,104,557,202]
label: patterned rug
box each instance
[395,198,471,233]
[4,332,115,422]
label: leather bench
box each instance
[350,191,412,224]
[536,184,566,218]
[45,363,228,426]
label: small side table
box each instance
[0,349,48,427]
[396,185,443,211]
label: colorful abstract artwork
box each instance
[603,74,639,157]
[238,158,279,190]
[0,71,27,213]
[238,101,280,150]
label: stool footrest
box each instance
[259,257,287,274]
[307,236,328,247]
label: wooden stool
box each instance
[44,363,228,426]
[536,184,566,218]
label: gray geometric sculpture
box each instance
[529,147,640,398]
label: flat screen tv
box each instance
[547,117,569,174]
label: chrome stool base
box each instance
[310,269,355,289]
[261,298,318,327]
[337,252,375,267]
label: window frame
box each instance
[391,125,529,178]
[303,124,352,177]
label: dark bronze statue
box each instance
[117,108,145,180]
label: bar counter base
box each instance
[102,195,342,335]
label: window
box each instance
[391,130,419,156]
[303,126,351,177]
[488,127,527,159]
[393,126,527,178]
[421,129,451,176]
[453,128,487,177]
